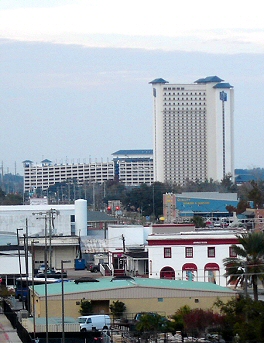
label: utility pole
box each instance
[24,219,29,276]
[23,219,29,310]
[16,227,24,309]
[48,210,56,270]
[32,208,58,343]
[31,239,39,340]
[152,184,155,222]
[122,234,125,253]
[44,215,48,343]
[121,234,126,274]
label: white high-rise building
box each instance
[150,76,234,185]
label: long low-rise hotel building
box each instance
[23,150,153,192]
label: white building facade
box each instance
[112,150,153,186]
[150,76,234,184]
[23,150,154,192]
[147,231,240,287]
[0,200,87,237]
[23,159,115,192]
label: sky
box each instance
[1,0,264,175]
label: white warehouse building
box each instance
[0,199,87,237]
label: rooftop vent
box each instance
[110,276,135,282]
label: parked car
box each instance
[36,268,67,279]
[37,264,47,274]
[87,263,100,273]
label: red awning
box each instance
[182,263,197,271]
[204,263,219,271]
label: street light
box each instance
[61,260,71,343]
[16,227,24,309]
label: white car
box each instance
[37,264,47,273]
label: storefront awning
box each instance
[204,263,219,271]
[182,263,197,271]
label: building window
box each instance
[185,247,193,258]
[164,247,172,258]
[208,247,215,258]
[229,246,237,257]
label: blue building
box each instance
[235,168,264,184]
[175,192,238,219]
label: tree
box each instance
[236,200,250,214]
[183,309,224,338]
[2,193,23,205]
[135,313,171,341]
[0,282,15,298]
[79,300,93,315]
[223,231,264,301]
[170,305,191,333]
[109,300,126,318]
[0,187,23,205]
[220,173,237,192]
[247,180,264,208]
[104,180,127,203]
[215,295,264,342]
[191,216,205,228]
[0,187,5,201]
[122,182,173,218]
[226,205,237,214]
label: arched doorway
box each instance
[204,263,220,284]
[160,266,175,279]
[182,263,198,281]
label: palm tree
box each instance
[223,231,264,301]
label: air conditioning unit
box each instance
[18,310,29,322]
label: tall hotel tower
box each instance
[150,76,234,185]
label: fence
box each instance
[22,319,79,333]
[3,300,32,343]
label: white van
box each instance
[78,315,111,332]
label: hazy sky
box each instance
[1,0,264,175]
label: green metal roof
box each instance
[195,76,224,83]
[213,83,233,89]
[33,277,234,297]
[149,78,169,84]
